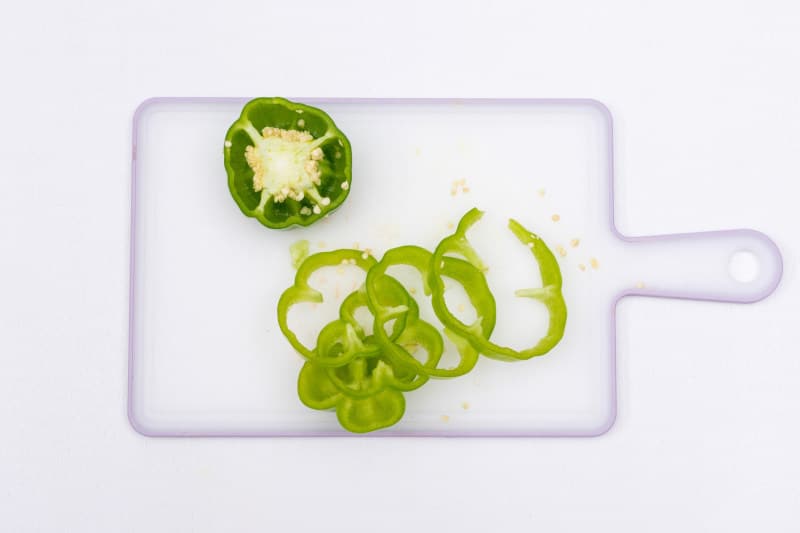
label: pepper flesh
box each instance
[296,275,430,432]
[297,359,406,433]
[429,208,567,361]
[224,97,352,229]
[364,245,496,378]
[277,249,376,359]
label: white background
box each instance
[1,1,798,531]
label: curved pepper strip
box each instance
[337,276,433,393]
[337,279,406,341]
[277,249,376,360]
[312,276,410,367]
[312,319,380,367]
[429,208,567,361]
[317,276,432,393]
[297,359,405,433]
[365,245,496,378]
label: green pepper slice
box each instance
[429,208,567,361]
[224,97,352,229]
[333,275,432,393]
[297,359,405,433]
[365,245,496,378]
[277,249,376,359]
[312,277,409,368]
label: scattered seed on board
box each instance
[578,264,587,271]
[450,179,469,197]
[551,214,561,222]
[590,257,599,270]
[557,245,567,257]
[440,415,450,423]
[461,402,470,410]
[570,238,580,248]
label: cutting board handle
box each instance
[616,229,782,303]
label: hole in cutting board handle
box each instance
[728,250,760,283]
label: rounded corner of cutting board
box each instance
[584,407,618,438]
[127,400,162,438]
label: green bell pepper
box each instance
[281,208,567,433]
[429,208,567,361]
[224,97,352,229]
[297,359,405,433]
[298,277,430,433]
[364,245,496,378]
[277,249,376,360]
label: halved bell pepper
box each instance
[429,208,567,361]
[224,97,352,229]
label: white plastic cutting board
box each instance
[129,98,782,437]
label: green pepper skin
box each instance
[364,246,496,378]
[429,209,567,361]
[224,97,352,229]
[300,325,417,432]
[297,360,405,433]
[277,250,376,360]
[331,276,431,393]
[295,276,428,433]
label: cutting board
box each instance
[128,98,782,436]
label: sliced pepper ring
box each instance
[297,360,405,433]
[311,273,414,367]
[277,249,376,359]
[312,319,381,368]
[365,245,496,378]
[338,279,408,341]
[429,208,567,361]
[323,276,431,393]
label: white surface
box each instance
[133,99,618,436]
[1,0,799,530]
